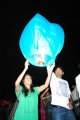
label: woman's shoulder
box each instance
[33,86,39,90]
[33,86,40,94]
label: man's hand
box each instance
[67,101,73,109]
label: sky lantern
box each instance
[19,13,65,67]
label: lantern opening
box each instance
[36,53,45,65]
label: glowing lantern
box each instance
[19,13,65,67]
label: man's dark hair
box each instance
[53,65,64,72]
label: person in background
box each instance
[40,87,52,120]
[40,91,46,120]
[14,60,55,120]
[0,99,9,120]
[71,74,80,119]
[49,65,76,120]
[76,74,80,98]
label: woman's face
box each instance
[23,75,32,86]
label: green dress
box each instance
[14,86,39,120]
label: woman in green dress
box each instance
[14,60,55,120]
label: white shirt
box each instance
[76,74,80,98]
[50,72,71,109]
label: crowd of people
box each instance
[0,60,80,120]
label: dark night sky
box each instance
[0,0,80,101]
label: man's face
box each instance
[55,67,64,78]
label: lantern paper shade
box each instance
[19,13,65,67]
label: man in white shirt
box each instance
[50,66,76,120]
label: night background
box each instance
[0,0,80,101]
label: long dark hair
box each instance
[22,74,35,97]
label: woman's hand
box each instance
[24,60,30,70]
[47,63,55,75]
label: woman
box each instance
[14,60,55,120]
[40,87,52,120]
